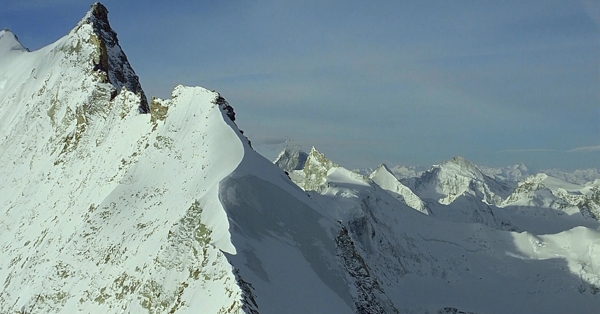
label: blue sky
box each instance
[2,0,599,171]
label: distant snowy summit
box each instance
[369,164,430,215]
[0,29,29,52]
[479,162,530,183]
[2,3,600,314]
[275,147,600,226]
[272,146,600,312]
[402,156,512,206]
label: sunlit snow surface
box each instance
[0,7,246,312]
[1,4,600,314]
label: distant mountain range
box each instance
[1,3,599,314]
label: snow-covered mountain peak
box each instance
[438,156,485,180]
[70,2,149,113]
[273,145,308,172]
[0,29,28,52]
[369,164,400,183]
[1,22,251,309]
[295,147,341,192]
[304,146,339,174]
[407,156,510,205]
[306,146,335,164]
[81,2,111,27]
[372,163,394,175]
[369,164,429,214]
[3,4,600,313]
[0,1,151,176]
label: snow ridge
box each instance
[3,3,600,314]
[0,4,246,313]
[369,164,429,215]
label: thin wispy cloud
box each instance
[254,138,290,146]
[568,145,600,153]
[500,146,600,154]
[499,148,556,153]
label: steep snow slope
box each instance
[0,5,247,313]
[369,164,429,215]
[3,3,600,314]
[0,5,369,313]
[0,29,28,52]
[220,150,356,313]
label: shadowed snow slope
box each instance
[280,148,600,313]
[2,3,600,314]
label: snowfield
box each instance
[1,3,599,314]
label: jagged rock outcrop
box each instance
[273,145,308,173]
[81,2,149,113]
[3,3,600,314]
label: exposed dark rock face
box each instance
[84,2,149,113]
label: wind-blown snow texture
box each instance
[1,3,599,314]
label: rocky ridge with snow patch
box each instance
[2,3,600,314]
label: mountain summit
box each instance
[78,2,149,113]
[406,156,511,205]
[0,4,247,312]
[0,29,28,52]
[369,164,429,214]
[1,4,600,314]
